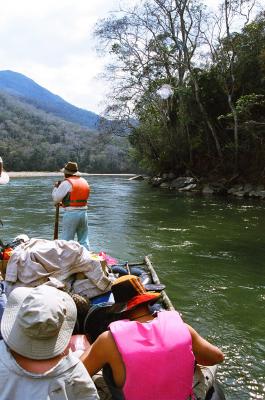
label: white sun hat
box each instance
[14,234,30,243]
[1,285,77,360]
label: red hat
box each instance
[111,275,161,312]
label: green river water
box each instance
[0,176,264,399]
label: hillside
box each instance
[0,90,135,173]
[0,70,100,130]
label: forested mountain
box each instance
[0,90,135,172]
[0,70,100,130]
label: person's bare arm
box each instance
[80,331,126,387]
[80,331,109,376]
[186,324,224,366]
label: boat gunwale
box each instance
[144,256,175,311]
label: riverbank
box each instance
[150,174,265,199]
[7,172,265,199]
[7,172,136,178]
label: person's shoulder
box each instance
[0,341,9,359]
[95,330,117,352]
[57,180,72,190]
[97,330,113,343]
[0,341,7,364]
[0,341,18,371]
[70,357,94,379]
[80,177,90,185]
[53,357,99,400]
[56,353,91,380]
[62,179,72,185]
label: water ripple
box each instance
[1,176,264,399]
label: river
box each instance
[0,175,264,399]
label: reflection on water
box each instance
[1,176,265,399]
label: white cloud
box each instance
[0,0,231,114]
[0,0,125,114]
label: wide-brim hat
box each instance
[1,285,77,360]
[111,275,161,313]
[83,302,125,342]
[60,161,81,176]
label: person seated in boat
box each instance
[0,284,99,400]
[81,275,224,400]
[0,280,7,339]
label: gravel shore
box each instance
[8,172,63,177]
[7,172,135,177]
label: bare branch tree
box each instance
[202,0,257,170]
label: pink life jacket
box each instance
[109,310,195,400]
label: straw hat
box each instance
[60,161,81,176]
[1,285,77,360]
[111,275,161,312]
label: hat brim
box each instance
[126,292,161,311]
[112,292,161,314]
[1,287,77,360]
[83,302,126,342]
[60,167,81,176]
[85,302,127,320]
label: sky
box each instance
[0,0,218,115]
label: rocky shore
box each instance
[149,174,265,199]
[7,172,265,199]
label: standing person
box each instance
[0,156,9,184]
[52,161,90,250]
[81,275,224,400]
[0,284,99,400]
[0,156,3,177]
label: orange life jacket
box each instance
[62,176,90,207]
[2,248,13,260]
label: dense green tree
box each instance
[95,0,265,180]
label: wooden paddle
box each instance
[53,204,60,240]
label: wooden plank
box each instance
[144,256,175,311]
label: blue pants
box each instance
[62,209,90,250]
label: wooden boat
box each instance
[0,237,226,400]
[1,238,226,400]
[78,255,226,400]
